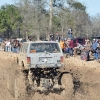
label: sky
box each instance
[0,0,100,17]
[0,0,14,6]
[78,0,100,16]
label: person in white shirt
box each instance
[5,40,11,52]
[74,43,84,57]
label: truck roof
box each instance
[23,41,58,44]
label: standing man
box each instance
[68,38,74,56]
[50,33,54,41]
[59,39,64,53]
[91,39,99,61]
[55,32,60,42]
[68,28,73,39]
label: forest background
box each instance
[0,0,100,40]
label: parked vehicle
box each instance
[72,38,85,54]
[72,37,85,48]
[91,36,100,42]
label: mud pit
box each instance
[0,55,100,100]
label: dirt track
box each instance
[0,55,100,100]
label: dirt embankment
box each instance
[0,58,17,100]
[0,55,100,100]
[65,56,100,100]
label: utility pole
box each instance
[48,0,53,40]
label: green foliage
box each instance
[72,2,86,11]
[52,16,61,28]
[0,0,90,39]
[67,0,86,11]
[0,4,22,37]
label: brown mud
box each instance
[0,55,100,100]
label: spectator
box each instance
[50,33,54,41]
[91,39,99,61]
[59,39,64,53]
[63,39,67,53]
[5,40,11,52]
[84,39,92,61]
[74,43,84,57]
[68,38,74,56]
[64,39,70,57]
[55,33,60,42]
[68,28,73,39]
[16,40,20,53]
[96,41,100,62]
[1,41,5,51]
[12,40,18,53]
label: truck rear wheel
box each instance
[61,74,74,99]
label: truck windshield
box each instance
[30,43,60,53]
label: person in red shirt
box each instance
[68,39,74,56]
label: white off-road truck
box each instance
[9,41,74,99]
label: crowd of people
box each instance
[59,38,100,62]
[0,39,21,53]
[0,36,100,62]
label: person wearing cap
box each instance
[50,33,54,41]
[55,33,60,42]
[91,39,99,61]
[95,41,100,62]
[68,28,73,39]
[74,43,84,57]
[84,39,92,61]
[93,38,95,41]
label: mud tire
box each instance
[61,74,74,99]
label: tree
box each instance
[0,4,22,38]
[16,0,49,40]
[14,0,92,39]
[91,14,100,37]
